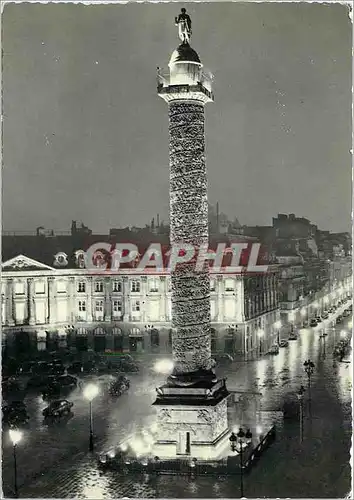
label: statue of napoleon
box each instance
[175,8,192,44]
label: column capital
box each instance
[141,276,147,282]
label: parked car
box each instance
[269,344,279,355]
[315,316,322,323]
[47,362,65,376]
[310,319,318,327]
[279,340,289,348]
[17,361,36,376]
[336,315,343,324]
[109,376,130,397]
[288,333,298,341]
[42,399,73,418]
[321,312,329,320]
[117,356,139,373]
[55,375,78,390]
[2,401,29,427]
[42,382,62,401]
[343,309,351,318]
[67,362,84,375]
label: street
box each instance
[2,310,352,498]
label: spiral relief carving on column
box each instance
[168,101,212,377]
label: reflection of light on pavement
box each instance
[300,332,310,358]
[81,480,108,499]
[274,349,284,372]
[337,362,352,403]
[256,359,267,388]
[288,342,297,378]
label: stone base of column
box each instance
[167,368,218,388]
[152,378,230,460]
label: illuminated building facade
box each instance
[1,254,280,359]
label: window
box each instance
[95,281,103,293]
[78,301,86,312]
[225,279,234,292]
[35,281,45,294]
[210,279,216,291]
[132,300,140,312]
[113,300,122,313]
[14,282,25,295]
[95,300,104,312]
[149,278,159,292]
[78,282,86,293]
[113,281,122,293]
[131,280,140,293]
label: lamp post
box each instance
[297,385,305,443]
[319,331,328,358]
[230,429,247,497]
[9,429,22,498]
[83,383,99,452]
[257,329,264,356]
[237,428,245,498]
[303,359,315,418]
[274,321,282,345]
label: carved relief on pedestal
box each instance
[197,408,213,425]
[159,408,172,422]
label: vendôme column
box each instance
[158,9,215,386]
[153,12,230,460]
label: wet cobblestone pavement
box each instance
[2,311,352,498]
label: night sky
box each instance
[2,3,352,233]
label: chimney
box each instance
[157,213,160,227]
[216,202,219,232]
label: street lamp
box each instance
[9,429,22,498]
[319,331,328,358]
[230,429,246,497]
[83,383,99,452]
[340,329,347,339]
[303,359,315,418]
[257,329,264,355]
[274,321,282,344]
[297,385,306,443]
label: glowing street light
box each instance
[83,383,99,452]
[154,359,174,375]
[340,330,347,338]
[9,429,23,498]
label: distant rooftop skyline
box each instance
[2,3,352,234]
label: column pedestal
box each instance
[153,379,230,459]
